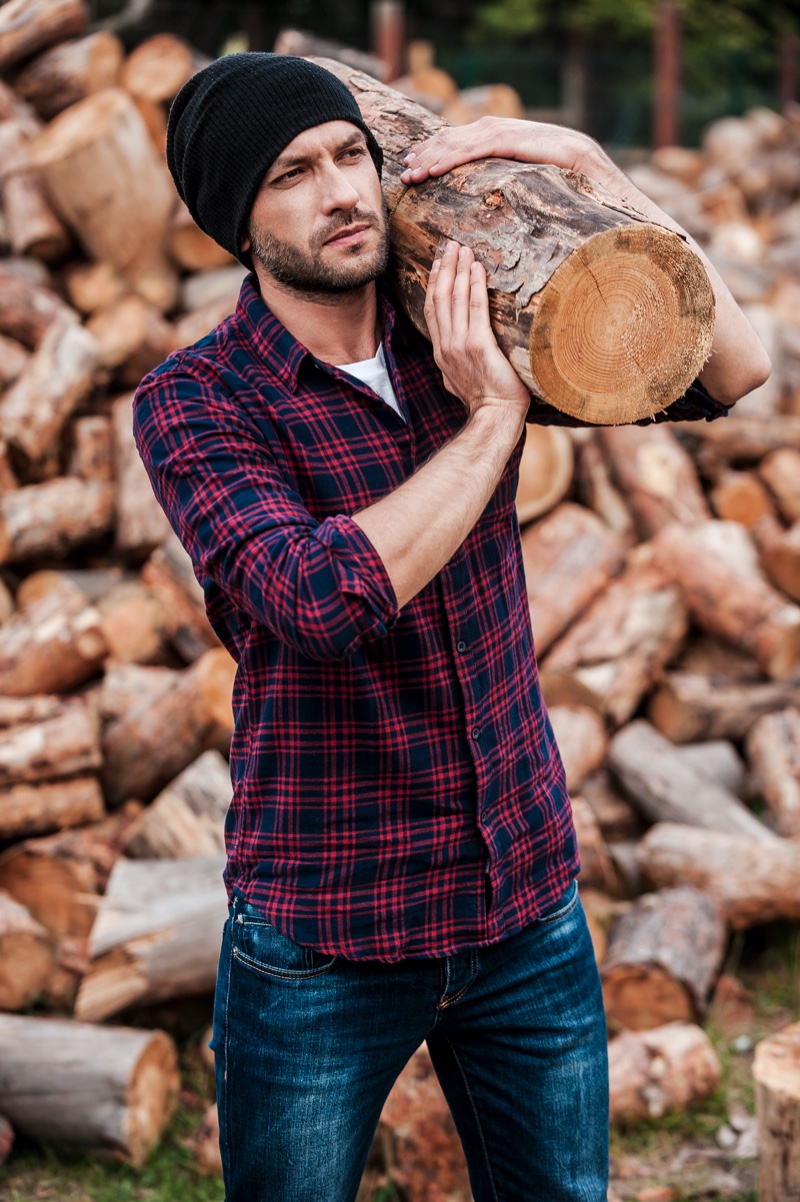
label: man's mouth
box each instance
[323,223,373,247]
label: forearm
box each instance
[352,406,522,608]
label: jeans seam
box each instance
[537,881,579,925]
[437,949,479,1010]
[220,925,234,1185]
[442,1033,500,1202]
[231,945,336,980]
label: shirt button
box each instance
[457,640,467,653]
[471,727,480,740]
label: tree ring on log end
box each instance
[124,1030,179,1168]
[528,224,715,425]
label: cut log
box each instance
[75,854,227,1021]
[579,771,643,842]
[64,259,128,315]
[179,264,246,313]
[710,469,776,528]
[112,392,171,556]
[97,581,168,665]
[672,739,747,798]
[98,660,178,726]
[2,159,70,263]
[0,1013,178,1166]
[0,332,28,388]
[515,425,573,524]
[608,719,773,841]
[542,558,688,726]
[637,821,800,928]
[0,476,115,564]
[652,519,800,680]
[120,33,206,103]
[570,797,617,893]
[0,698,100,787]
[0,776,104,840]
[760,447,800,524]
[101,647,235,804]
[575,433,637,548]
[608,1023,722,1124]
[601,887,727,1032]
[122,749,230,859]
[170,293,240,352]
[275,28,389,81]
[169,199,235,272]
[14,32,124,120]
[754,514,800,602]
[648,669,800,743]
[0,586,107,695]
[141,532,219,661]
[68,413,114,482]
[685,415,800,462]
[0,263,70,349]
[753,1023,800,1202]
[0,313,100,474]
[0,694,64,728]
[598,424,710,537]
[319,59,715,425]
[132,95,167,155]
[746,708,800,838]
[520,503,625,656]
[86,295,172,379]
[0,0,88,73]
[0,889,54,1011]
[15,566,87,610]
[547,705,607,792]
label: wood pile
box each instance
[0,1,796,1192]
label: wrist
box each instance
[465,403,526,450]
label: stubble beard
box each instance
[248,204,391,294]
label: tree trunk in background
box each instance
[653,1,681,149]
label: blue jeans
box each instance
[212,879,609,1202]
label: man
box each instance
[134,53,770,1202]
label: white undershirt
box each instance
[339,342,405,422]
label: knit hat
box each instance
[166,53,384,268]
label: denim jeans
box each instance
[212,878,609,1202]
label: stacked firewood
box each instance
[0,2,799,1198]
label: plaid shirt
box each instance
[134,275,728,961]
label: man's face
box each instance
[244,120,390,293]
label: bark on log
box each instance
[122,749,230,858]
[746,708,800,838]
[547,705,607,792]
[319,58,715,425]
[120,33,206,103]
[0,586,107,696]
[101,647,235,804]
[575,433,637,548]
[68,414,114,482]
[515,426,574,524]
[637,821,800,928]
[648,670,800,743]
[0,477,115,564]
[598,424,710,537]
[0,699,100,787]
[141,532,219,661]
[520,503,625,656]
[0,1013,178,1166]
[542,558,688,726]
[14,32,124,120]
[652,519,800,680]
[0,0,88,73]
[608,719,773,841]
[0,694,64,728]
[601,887,727,1032]
[0,889,54,1011]
[0,776,104,840]
[673,739,747,798]
[760,447,800,524]
[112,393,171,556]
[97,581,169,665]
[754,1023,800,1202]
[608,1023,722,1124]
[75,854,227,1021]
[0,313,100,474]
[0,264,71,348]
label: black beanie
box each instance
[166,53,384,268]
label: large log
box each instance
[319,59,715,425]
[648,669,800,743]
[608,719,773,841]
[608,1023,722,1124]
[0,477,114,564]
[601,888,727,1032]
[97,581,169,665]
[0,889,54,1011]
[637,822,800,928]
[275,29,389,82]
[0,0,88,73]
[122,749,230,859]
[120,33,206,103]
[112,392,171,556]
[75,854,227,1022]
[746,708,800,838]
[168,198,235,272]
[0,1013,178,1166]
[753,1023,800,1202]
[13,31,124,119]
[574,433,637,548]
[0,585,107,695]
[598,424,710,537]
[0,698,100,787]
[547,705,607,792]
[0,776,104,840]
[141,531,219,661]
[99,660,178,725]
[515,426,574,524]
[760,447,800,524]
[0,263,70,348]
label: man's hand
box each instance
[424,238,530,429]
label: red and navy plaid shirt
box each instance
[133,275,727,962]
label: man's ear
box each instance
[241,233,251,252]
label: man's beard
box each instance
[248,205,391,294]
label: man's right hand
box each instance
[424,239,530,431]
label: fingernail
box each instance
[404,152,416,162]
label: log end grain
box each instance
[753,1022,800,1202]
[529,224,715,425]
[602,964,696,1032]
[123,1029,180,1168]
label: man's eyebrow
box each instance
[268,132,367,176]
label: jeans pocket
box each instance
[536,879,579,925]
[231,906,337,980]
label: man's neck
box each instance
[254,267,381,365]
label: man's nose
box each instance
[321,164,360,212]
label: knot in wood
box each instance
[482,190,504,210]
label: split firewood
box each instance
[0,1013,179,1167]
[0,312,100,475]
[648,669,800,743]
[601,888,727,1032]
[98,660,178,726]
[0,584,107,695]
[575,433,637,548]
[515,426,574,524]
[753,513,800,601]
[579,771,643,843]
[570,798,617,893]
[759,447,800,523]
[542,558,687,726]
[15,566,87,610]
[686,415,800,462]
[547,705,607,792]
[710,469,776,528]
[13,31,124,119]
[169,199,235,272]
[608,720,773,841]
[319,58,715,425]
[0,0,88,74]
[101,647,235,804]
[120,33,207,103]
[179,264,247,313]
[2,157,70,263]
[112,393,171,556]
[652,519,800,680]
[638,821,800,928]
[0,776,104,840]
[0,694,64,728]
[97,581,169,665]
[86,295,172,382]
[520,503,625,656]
[672,739,747,798]
[598,424,710,537]
[75,854,227,1022]
[141,531,219,661]
[41,932,90,1011]
[746,708,800,838]
[607,841,646,899]
[0,889,54,1011]
[0,697,100,786]
[63,259,128,315]
[608,1022,722,1124]
[122,749,230,859]
[0,263,71,348]
[192,1103,222,1178]
[753,1022,800,1202]
[0,476,115,564]
[0,332,28,388]
[170,294,240,352]
[275,28,389,81]
[67,414,114,482]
